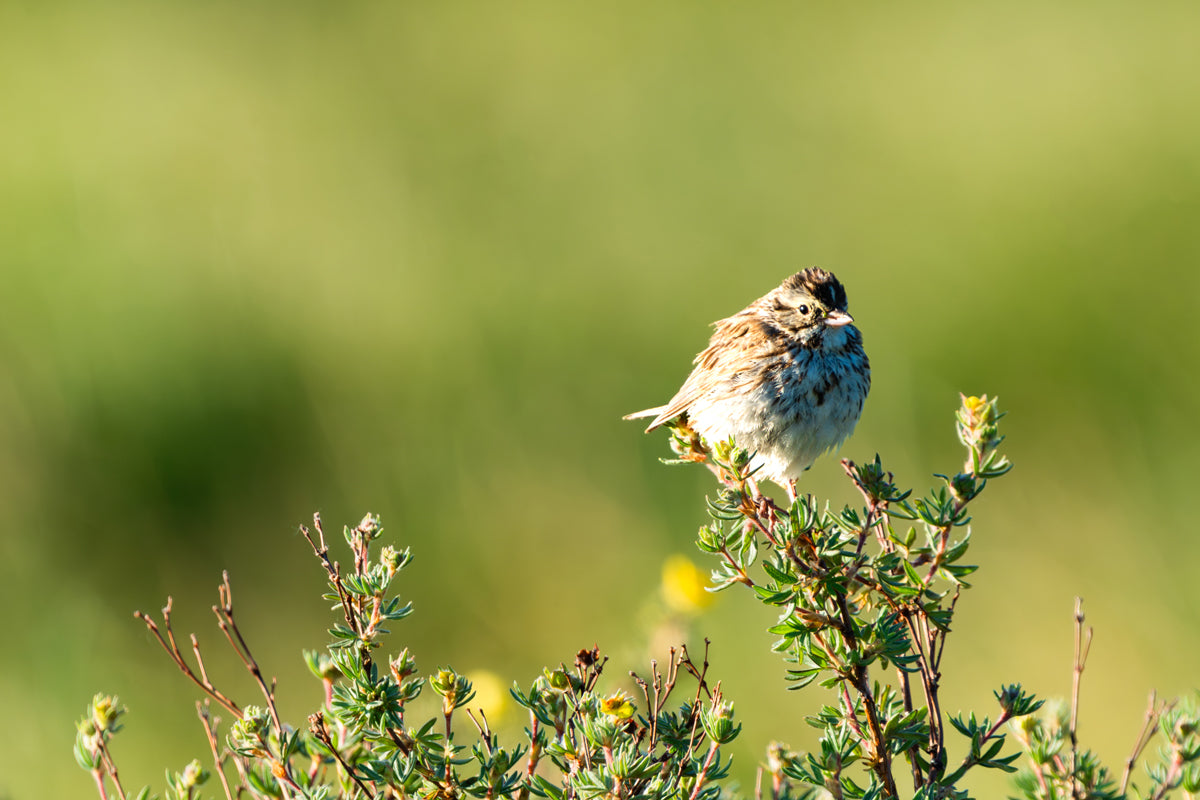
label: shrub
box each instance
[76,395,1200,800]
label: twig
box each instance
[212,572,301,800]
[196,701,235,800]
[310,712,376,800]
[929,589,960,675]
[947,709,1013,779]
[90,766,110,800]
[738,494,782,549]
[560,659,597,771]
[134,599,241,717]
[679,644,712,763]
[841,459,893,559]
[1121,691,1171,796]
[679,640,714,701]
[718,543,756,587]
[687,741,721,800]
[897,666,923,789]
[1068,597,1092,799]
[300,514,359,637]
[466,708,496,755]
[227,748,254,795]
[516,715,543,800]
[1148,747,1187,800]
[213,572,283,731]
[95,738,128,800]
[837,683,869,746]
[898,608,945,781]
[832,593,898,797]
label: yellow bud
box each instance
[91,694,124,734]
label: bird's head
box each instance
[767,268,856,343]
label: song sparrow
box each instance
[625,268,870,490]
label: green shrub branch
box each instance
[76,395,1200,800]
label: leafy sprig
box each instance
[78,395,1200,800]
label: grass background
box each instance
[2,2,1199,797]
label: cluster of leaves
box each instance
[667,395,1033,798]
[662,395,1200,800]
[1010,691,1200,800]
[75,693,208,800]
[512,646,740,800]
[78,514,741,800]
[77,394,1200,800]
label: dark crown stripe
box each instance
[782,268,848,311]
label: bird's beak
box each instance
[824,310,854,328]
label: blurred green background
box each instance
[3,1,1199,797]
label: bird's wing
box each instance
[626,312,772,432]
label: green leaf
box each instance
[752,586,795,604]
[761,558,795,585]
[73,736,98,771]
[900,557,925,588]
[786,666,823,689]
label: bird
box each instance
[625,268,870,493]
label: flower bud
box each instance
[949,472,978,503]
[229,706,271,757]
[91,694,125,734]
[766,741,788,774]
[179,759,208,789]
[358,513,381,538]
[380,545,404,576]
[544,667,572,693]
[431,667,474,714]
[390,649,418,682]
[701,691,741,745]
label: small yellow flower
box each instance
[467,670,510,725]
[600,691,636,720]
[661,555,716,614]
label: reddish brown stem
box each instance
[90,768,110,800]
[196,701,235,800]
[134,601,240,718]
[1068,597,1092,799]
[688,742,721,800]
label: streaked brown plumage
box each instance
[625,268,870,488]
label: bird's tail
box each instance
[622,405,671,432]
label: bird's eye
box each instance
[798,304,810,315]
